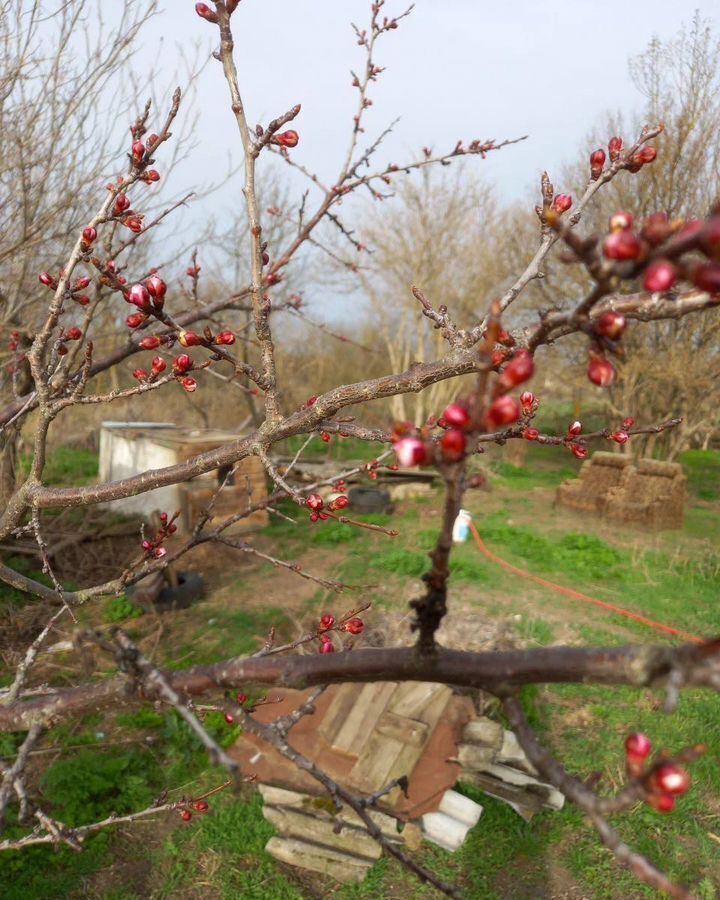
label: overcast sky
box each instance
[123,1,715,319]
[137,1,715,206]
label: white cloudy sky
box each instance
[134,1,714,207]
[89,0,714,320]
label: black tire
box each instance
[138,571,205,612]
[347,486,393,514]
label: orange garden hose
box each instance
[468,520,704,645]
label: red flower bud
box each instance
[570,443,587,460]
[74,294,90,306]
[595,311,626,340]
[82,226,97,245]
[638,146,657,164]
[306,395,318,407]
[178,331,202,347]
[611,431,629,444]
[151,356,166,375]
[440,428,467,461]
[320,614,335,631]
[394,436,428,468]
[65,327,82,341]
[498,349,534,389]
[603,230,642,261]
[305,493,324,511]
[131,140,145,162]
[590,148,606,179]
[193,800,209,812]
[552,193,572,214]
[625,732,651,761]
[146,275,167,300]
[127,283,151,309]
[126,313,146,328]
[643,260,676,293]
[609,211,633,232]
[39,272,55,287]
[215,330,236,345]
[181,376,198,392]
[487,395,521,427]
[522,427,539,441]
[641,212,672,245]
[114,193,131,212]
[692,262,720,294]
[319,637,335,654]
[237,692,247,704]
[568,420,582,436]
[330,495,350,510]
[648,794,675,813]
[587,354,616,387]
[275,130,299,148]
[123,215,143,234]
[520,391,536,412]
[74,276,91,290]
[173,354,193,374]
[652,764,690,797]
[139,336,161,350]
[224,712,234,724]
[133,368,148,381]
[699,216,720,259]
[608,136,623,161]
[321,432,331,443]
[344,617,364,635]
[145,169,161,183]
[622,417,635,429]
[195,2,218,23]
[181,810,193,822]
[442,403,471,429]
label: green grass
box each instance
[152,792,304,899]
[19,445,99,486]
[490,457,576,490]
[104,595,143,623]
[3,447,720,897]
[679,449,720,501]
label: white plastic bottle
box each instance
[452,509,472,543]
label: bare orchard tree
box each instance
[357,169,511,425]
[1,3,720,897]
[499,12,720,457]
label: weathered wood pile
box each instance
[556,450,686,529]
[232,682,565,884]
[456,716,564,821]
[260,784,419,883]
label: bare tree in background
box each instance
[358,169,510,424]
[498,12,720,458]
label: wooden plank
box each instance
[264,836,374,883]
[258,784,402,838]
[348,683,452,793]
[328,682,396,756]
[375,710,428,747]
[318,683,364,747]
[262,806,382,860]
[388,681,451,719]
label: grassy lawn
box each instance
[1,446,719,897]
